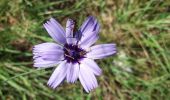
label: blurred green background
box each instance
[0,0,170,99]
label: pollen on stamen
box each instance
[63,44,86,63]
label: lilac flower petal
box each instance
[43,18,66,44]
[79,16,100,35]
[33,58,60,68]
[78,16,100,48]
[33,43,64,67]
[79,16,93,32]
[81,58,102,76]
[74,30,82,42]
[33,42,62,50]
[86,44,116,59]
[79,63,98,93]
[65,19,77,44]
[66,63,79,83]
[47,61,67,88]
[75,16,94,41]
[79,31,99,49]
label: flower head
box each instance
[33,16,116,92]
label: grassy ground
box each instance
[0,0,170,99]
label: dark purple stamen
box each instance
[64,44,86,63]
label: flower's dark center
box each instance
[64,44,86,63]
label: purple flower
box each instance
[33,16,116,93]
